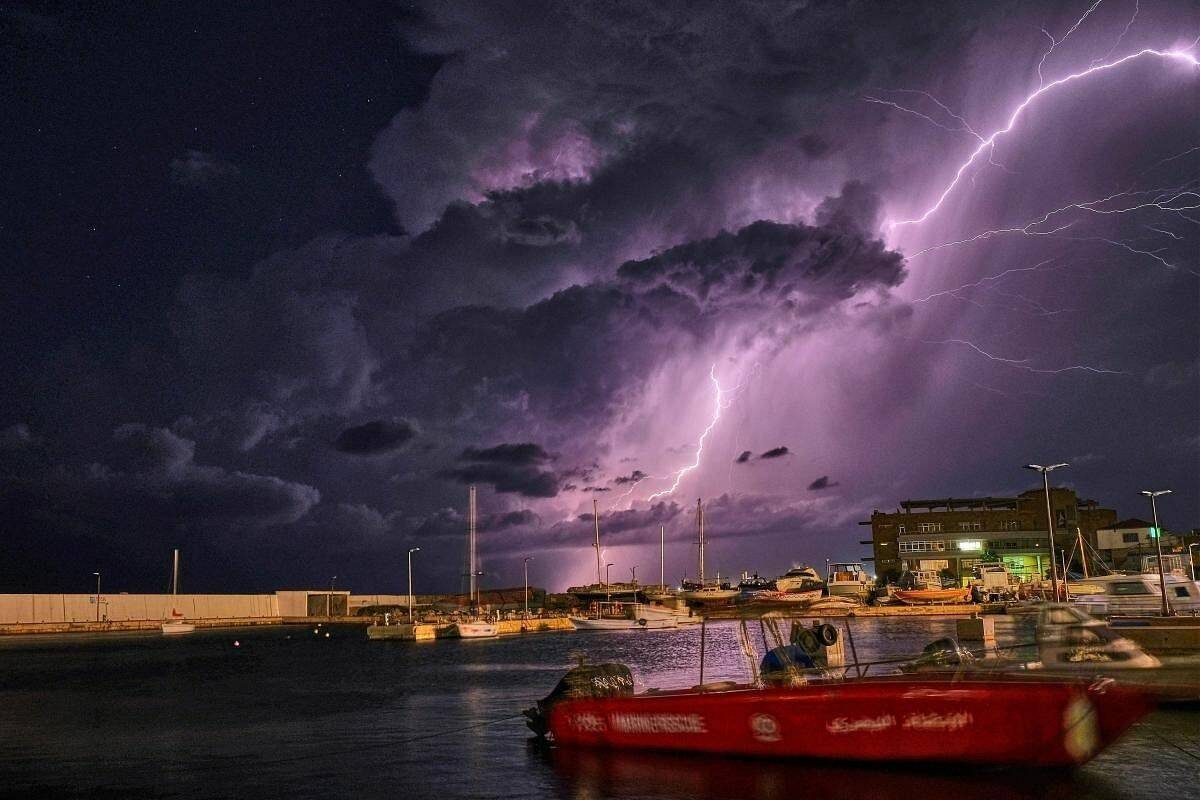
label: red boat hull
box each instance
[546,677,1150,767]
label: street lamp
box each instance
[606,563,614,603]
[328,575,337,619]
[407,548,420,622]
[523,556,533,619]
[92,572,101,622]
[1189,542,1199,582]
[1140,490,1172,616]
[1024,463,1068,600]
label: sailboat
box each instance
[451,485,499,639]
[678,499,738,603]
[161,548,196,636]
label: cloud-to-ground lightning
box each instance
[925,338,1126,375]
[645,364,726,502]
[890,47,1200,229]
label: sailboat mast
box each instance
[1076,528,1089,578]
[172,548,179,596]
[469,485,477,605]
[593,497,602,586]
[659,525,665,587]
[697,498,706,584]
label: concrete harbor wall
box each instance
[0,593,279,625]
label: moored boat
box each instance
[774,564,823,594]
[752,589,823,604]
[826,562,871,601]
[893,587,972,605]
[570,602,679,631]
[452,620,499,638]
[527,665,1150,766]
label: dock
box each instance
[366,617,574,641]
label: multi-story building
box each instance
[860,487,1117,585]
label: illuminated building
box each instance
[860,488,1117,585]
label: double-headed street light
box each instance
[1140,490,1172,616]
[1024,463,1068,600]
[408,548,421,622]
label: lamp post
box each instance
[1189,542,1199,582]
[1024,463,1068,600]
[407,548,420,622]
[328,575,337,619]
[523,556,533,619]
[1140,490,1172,616]
[605,563,614,603]
[92,572,101,622]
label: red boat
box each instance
[893,587,972,605]
[527,666,1151,767]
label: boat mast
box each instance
[659,525,665,587]
[593,497,602,586]
[469,485,477,606]
[1076,527,1089,578]
[172,548,179,596]
[697,498,706,584]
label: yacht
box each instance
[774,564,824,594]
[161,549,196,636]
[1070,573,1200,617]
[826,562,872,601]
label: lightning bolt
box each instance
[890,47,1200,229]
[925,338,1126,375]
[908,186,1200,275]
[646,364,726,502]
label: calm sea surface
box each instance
[0,617,1196,799]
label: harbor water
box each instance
[1,617,1196,799]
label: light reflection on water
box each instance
[0,618,1194,799]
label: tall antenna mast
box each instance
[468,485,477,605]
[593,497,602,586]
[697,498,706,584]
[659,525,665,587]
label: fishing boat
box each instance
[825,562,871,601]
[893,587,972,605]
[526,664,1150,766]
[774,565,824,594]
[160,549,196,636]
[570,602,678,631]
[678,500,739,603]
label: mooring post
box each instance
[698,618,707,686]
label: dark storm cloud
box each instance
[581,486,610,493]
[807,475,839,491]
[459,443,550,465]
[333,418,417,455]
[1,425,320,537]
[0,423,40,449]
[411,506,542,539]
[760,446,790,459]
[613,470,647,485]
[735,450,753,464]
[437,463,560,498]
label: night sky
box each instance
[2,1,1197,595]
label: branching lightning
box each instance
[645,364,726,502]
[925,338,1126,375]
[889,48,1200,229]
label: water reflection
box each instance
[541,746,1129,800]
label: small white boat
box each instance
[570,602,678,631]
[1070,573,1200,617]
[752,589,823,603]
[161,549,196,636]
[452,620,499,638]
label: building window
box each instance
[957,522,981,532]
[917,522,943,533]
[1003,520,1019,531]
[897,525,906,534]
[1122,532,1140,543]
